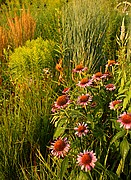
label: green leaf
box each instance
[53,127,66,138]
[116,158,123,177]
[76,171,89,180]
[122,98,129,110]
[60,157,68,180]
[116,138,130,176]
[120,138,129,161]
[117,89,128,95]
[120,78,125,89]
[110,130,125,145]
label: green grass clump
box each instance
[61,0,125,77]
[0,37,57,179]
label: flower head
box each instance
[117,112,131,129]
[105,84,116,91]
[77,78,92,88]
[52,95,71,112]
[62,87,70,94]
[77,150,97,171]
[50,137,70,158]
[74,122,89,137]
[92,72,104,81]
[77,94,92,106]
[109,100,122,110]
[102,71,112,79]
[72,64,87,73]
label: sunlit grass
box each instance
[0,0,131,179]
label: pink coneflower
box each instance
[102,71,112,79]
[77,150,97,171]
[74,122,89,137]
[105,84,116,91]
[51,104,57,113]
[50,137,70,158]
[72,64,88,73]
[92,72,104,81]
[109,100,122,110]
[52,95,71,112]
[77,94,92,106]
[77,78,92,88]
[117,112,131,129]
[62,87,70,94]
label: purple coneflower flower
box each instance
[72,64,88,73]
[109,100,122,110]
[50,137,70,158]
[74,122,89,137]
[52,95,71,112]
[77,94,92,106]
[77,150,97,171]
[117,112,131,129]
[62,87,70,94]
[77,78,92,88]
[92,72,104,81]
[102,71,112,79]
[105,84,116,91]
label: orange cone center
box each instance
[57,95,68,106]
[78,125,86,133]
[81,154,92,165]
[54,140,66,151]
[80,78,89,85]
[121,114,131,124]
[80,95,89,102]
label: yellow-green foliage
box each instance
[9,37,55,85]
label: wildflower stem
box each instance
[88,170,93,180]
[125,129,129,137]
[104,145,110,167]
[80,137,83,152]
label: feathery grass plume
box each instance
[6,6,36,47]
[7,6,36,48]
[0,26,8,59]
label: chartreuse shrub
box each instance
[0,37,57,179]
[8,37,56,83]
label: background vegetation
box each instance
[0,0,131,179]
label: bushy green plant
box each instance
[8,37,55,82]
[46,58,130,179]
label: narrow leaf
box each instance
[60,157,68,180]
[110,130,125,145]
[120,138,129,161]
[54,127,66,138]
[116,158,123,177]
